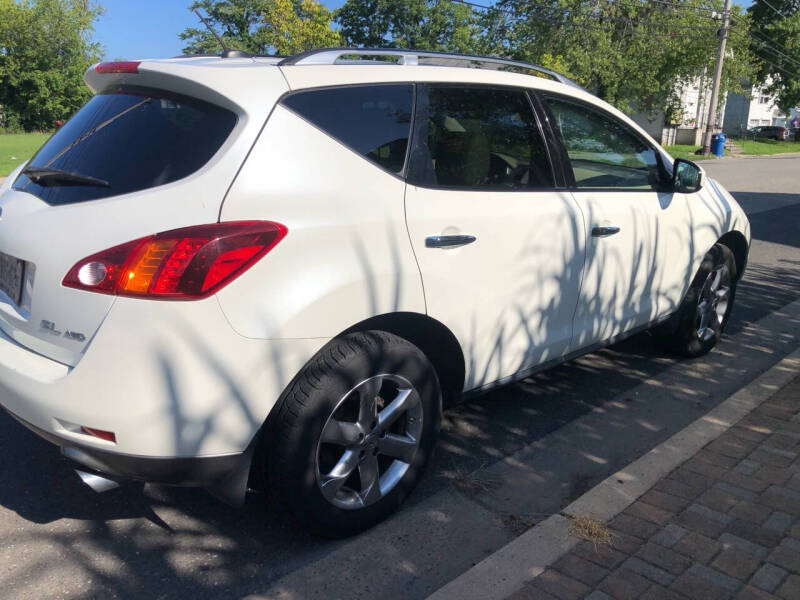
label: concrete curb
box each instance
[712,151,800,161]
[427,348,800,600]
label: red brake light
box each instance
[94,61,140,74]
[63,221,287,300]
[80,426,116,443]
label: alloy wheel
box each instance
[696,263,731,342]
[315,374,423,510]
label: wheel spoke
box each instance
[358,454,381,505]
[315,374,421,510]
[377,388,416,430]
[378,433,418,463]
[320,419,361,446]
[319,449,359,501]
[709,268,722,292]
[357,377,381,429]
[697,305,710,333]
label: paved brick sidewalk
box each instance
[509,375,800,600]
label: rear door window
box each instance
[407,85,554,190]
[13,91,237,205]
[280,84,413,174]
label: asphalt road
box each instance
[1,156,799,600]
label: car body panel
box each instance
[567,189,693,350]
[405,184,585,389]
[0,60,289,367]
[0,294,327,457]
[0,55,751,489]
[217,104,426,339]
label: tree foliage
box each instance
[747,0,800,111]
[180,0,340,55]
[265,0,341,55]
[180,0,766,118]
[496,1,755,115]
[335,0,505,54]
[0,0,103,131]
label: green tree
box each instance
[335,0,505,54]
[0,0,103,131]
[497,1,755,116]
[747,0,800,112]
[180,0,340,55]
[264,0,341,54]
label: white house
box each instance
[722,78,799,134]
[645,73,728,146]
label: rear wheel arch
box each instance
[716,231,749,280]
[248,312,464,494]
[340,312,465,405]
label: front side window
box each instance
[281,84,413,174]
[408,85,554,190]
[14,91,237,205]
[545,97,663,190]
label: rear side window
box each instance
[281,84,413,174]
[13,91,237,205]
[407,85,554,190]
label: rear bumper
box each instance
[5,407,242,486]
[0,295,328,460]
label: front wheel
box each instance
[265,331,441,537]
[660,243,738,357]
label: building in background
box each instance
[722,77,799,135]
[644,72,727,146]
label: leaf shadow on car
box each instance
[2,185,795,599]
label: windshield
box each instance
[13,91,237,205]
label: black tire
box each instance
[265,330,441,537]
[661,243,738,357]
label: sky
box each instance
[94,0,350,60]
[94,0,754,62]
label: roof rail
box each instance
[278,48,586,91]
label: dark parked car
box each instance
[746,125,789,140]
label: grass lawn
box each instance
[0,132,51,177]
[663,144,723,161]
[736,139,800,155]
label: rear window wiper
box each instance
[22,167,110,188]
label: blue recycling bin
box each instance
[711,133,726,157]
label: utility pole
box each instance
[701,0,732,155]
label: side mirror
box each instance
[673,158,703,193]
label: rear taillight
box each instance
[80,426,116,443]
[94,61,140,74]
[63,221,287,300]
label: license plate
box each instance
[0,252,24,305]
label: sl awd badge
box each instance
[40,320,86,342]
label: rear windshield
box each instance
[13,91,237,205]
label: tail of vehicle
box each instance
[0,58,288,366]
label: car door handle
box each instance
[591,225,620,238]
[425,234,477,248]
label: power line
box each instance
[612,0,721,17]
[758,0,788,18]
[752,50,800,80]
[750,33,800,69]
[452,0,728,38]
[748,27,800,62]
[728,26,800,72]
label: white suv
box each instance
[0,48,750,536]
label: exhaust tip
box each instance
[75,469,121,493]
